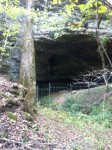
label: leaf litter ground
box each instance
[0,74,112,150]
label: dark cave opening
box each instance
[34,34,112,99]
[35,34,101,84]
[48,55,59,75]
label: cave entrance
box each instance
[34,34,100,99]
[35,34,100,83]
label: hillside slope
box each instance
[0,74,112,150]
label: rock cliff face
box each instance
[1,1,112,82]
[33,1,112,82]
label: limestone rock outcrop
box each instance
[1,0,112,82]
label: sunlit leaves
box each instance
[0,0,20,5]
[65,3,76,15]
[0,0,22,58]
[3,3,26,20]
[68,0,78,3]
[78,0,108,17]
[58,0,61,4]
[5,6,21,19]
[52,0,61,5]
[52,0,78,5]
[67,21,82,29]
[52,0,57,5]
[98,6,107,14]
[78,4,85,10]
[0,47,6,53]
[109,11,112,16]
[0,3,3,12]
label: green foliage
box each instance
[91,110,112,126]
[0,0,19,4]
[52,0,78,5]
[32,124,39,132]
[101,36,111,45]
[39,97,53,107]
[78,1,107,20]
[35,105,112,149]
[0,0,36,59]
[52,0,61,5]
[0,129,8,138]
[109,11,112,16]
[62,96,80,113]
[64,3,76,16]
[21,135,29,142]
[6,111,17,122]
[62,96,112,127]
[90,103,111,115]
[40,93,112,128]
[98,5,107,14]
[0,0,23,58]
[78,0,107,14]
[64,0,111,30]
[24,112,33,122]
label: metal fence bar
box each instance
[49,82,51,107]
[36,82,104,101]
[36,85,39,102]
[37,82,69,100]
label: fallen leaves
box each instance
[0,74,112,150]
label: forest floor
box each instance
[0,74,112,150]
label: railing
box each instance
[36,82,103,102]
[36,82,69,101]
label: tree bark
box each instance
[96,0,112,69]
[19,0,36,116]
[96,0,106,69]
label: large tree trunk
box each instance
[19,0,36,116]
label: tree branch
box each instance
[96,0,112,68]
[99,0,112,9]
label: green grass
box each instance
[39,84,112,128]
[38,106,111,129]
[37,102,112,149]
[39,97,112,128]
[39,97,53,107]
[37,107,110,149]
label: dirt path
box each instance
[48,90,76,104]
